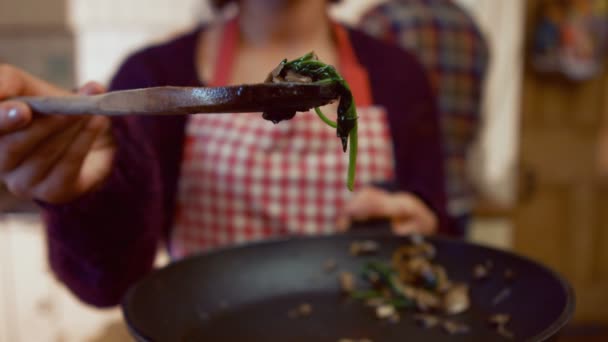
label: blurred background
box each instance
[0,0,607,341]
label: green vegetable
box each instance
[388,297,415,309]
[360,261,416,308]
[351,289,383,300]
[280,52,359,191]
[362,261,395,280]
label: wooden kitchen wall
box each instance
[514,0,608,323]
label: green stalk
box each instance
[280,52,359,191]
[314,107,357,191]
[347,122,357,191]
[351,289,383,300]
[314,107,338,128]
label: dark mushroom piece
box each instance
[350,240,380,256]
[497,326,515,339]
[391,277,417,299]
[443,284,470,315]
[324,258,338,273]
[473,263,490,280]
[265,62,285,83]
[298,303,312,316]
[365,297,385,308]
[504,268,516,282]
[393,242,436,260]
[413,314,441,328]
[416,242,437,259]
[339,272,356,294]
[489,313,511,326]
[433,265,452,292]
[406,256,435,286]
[489,314,514,339]
[414,288,442,312]
[419,267,439,290]
[375,304,396,319]
[288,303,313,319]
[284,70,313,83]
[492,287,512,306]
[363,269,382,286]
[442,320,471,335]
[473,259,494,280]
[381,287,393,299]
[388,312,401,324]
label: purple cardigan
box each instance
[42,27,450,307]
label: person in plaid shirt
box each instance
[359,0,489,235]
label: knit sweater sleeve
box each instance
[40,49,165,307]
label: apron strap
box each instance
[211,17,239,87]
[332,23,373,106]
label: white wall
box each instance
[68,0,384,84]
[68,0,210,84]
[454,0,526,207]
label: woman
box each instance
[0,0,448,307]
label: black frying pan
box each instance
[122,223,574,342]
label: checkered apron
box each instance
[170,19,395,258]
[171,106,395,257]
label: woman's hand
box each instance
[0,64,115,204]
[336,186,438,235]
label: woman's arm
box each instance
[41,52,165,307]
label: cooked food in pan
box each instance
[340,236,515,339]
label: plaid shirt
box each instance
[360,0,489,217]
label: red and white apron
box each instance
[171,19,395,258]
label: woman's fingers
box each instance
[337,187,438,235]
[336,187,394,231]
[2,118,86,198]
[0,64,114,203]
[392,217,434,236]
[391,220,421,235]
[77,81,106,96]
[0,102,32,134]
[33,115,112,203]
[391,193,437,235]
[346,187,394,219]
[0,64,67,99]
[0,115,72,174]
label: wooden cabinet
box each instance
[514,0,608,323]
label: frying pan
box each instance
[122,222,574,342]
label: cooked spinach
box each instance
[270,52,358,191]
